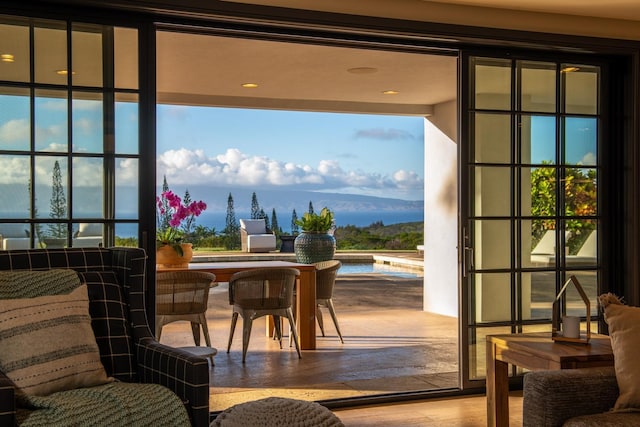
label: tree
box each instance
[291,209,299,234]
[250,192,260,219]
[47,160,67,238]
[181,189,196,236]
[158,175,171,232]
[271,208,280,236]
[530,163,597,252]
[224,193,240,249]
[258,208,270,229]
[308,201,314,214]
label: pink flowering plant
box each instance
[156,189,207,256]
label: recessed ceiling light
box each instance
[382,90,399,95]
[561,66,580,73]
[241,83,258,88]
[1,54,14,62]
[347,67,378,74]
[56,69,75,75]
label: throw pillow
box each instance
[0,284,113,396]
[599,293,640,410]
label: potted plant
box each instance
[293,207,336,263]
[156,189,206,268]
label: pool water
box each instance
[338,263,422,279]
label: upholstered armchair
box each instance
[0,247,210,426]
[240,219,276,252]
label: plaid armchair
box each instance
[0,247,210,426]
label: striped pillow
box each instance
[0,284,113,396]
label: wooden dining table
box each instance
[157,260,317,350]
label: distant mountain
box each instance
[179,186,423,214]
[0,184,423,221]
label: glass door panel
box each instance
[463,54,601,388]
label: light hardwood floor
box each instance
[333,391,523,426]
[158,262,525,425]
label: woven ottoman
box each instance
[211,397,344,427]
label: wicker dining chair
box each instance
[226,267,301,362]
[314,260,344,343]
[156,271,216,347]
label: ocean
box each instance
[195,210,424,233]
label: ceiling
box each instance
[220,0,640,23]
[156,0,640,116]
[156,32,457,116]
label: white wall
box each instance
[424,99,458,317]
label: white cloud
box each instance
[578,152,596,166]
[0,119,29,144]
[157,147,423,194]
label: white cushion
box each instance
[240,219,267,234]
[247,234,276,252]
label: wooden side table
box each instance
[486,332,613,427]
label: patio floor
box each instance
[156,252,460,413]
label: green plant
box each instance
[295,207,334,233]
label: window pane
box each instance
[525,115,556,164]
[564,168,597,217]
[0,223,33,249]
[0,155,30,217]
[35,89,68,152]
[473,273,511,323]
[35,156,67,220]
[469,326,512,380]
[0,19,30,82]
[115,223,137,246]
[528,166,556,217]
[473,220,511,269]
[566,222,597,259]
[0,88,30,151]
[72,222,103,247]
[116,157,137,218]
[564,117,596,166]
[563,64,599,115]
[114,27,138,90]
[473,113,510,163]
[34,20,67,85]
[519,61,556,113]
[72,157,103,217]
[474,166,510,216]
[523,220,558,267]
[529,272,555,319]
[115,93,138,154]
[40,225,67,247]
[473,57,511,110]
[72,24,103,87]
[73,92,103,153]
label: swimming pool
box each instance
[338,263,423,278]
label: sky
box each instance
[156,106,426,201]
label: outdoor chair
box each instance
[239,219,276,252]
[315,260,344,343]
[226,267,302,362]
[156,270,217,347]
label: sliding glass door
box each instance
[461,53,602,387]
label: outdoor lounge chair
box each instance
[240,219,276,252]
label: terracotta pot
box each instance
[156,243,193,268]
